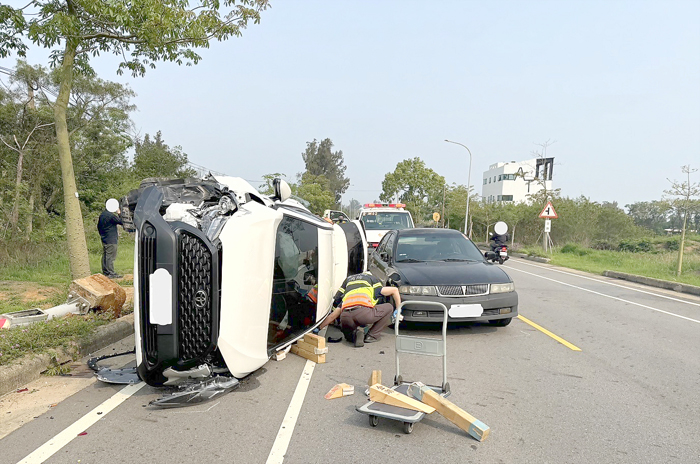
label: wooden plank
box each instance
[303,333,326,349]
[368,370,382,387]
[296,340,328,355]
[407,382,490,441]
[290,344,326,363]
[369,384,435,414]
[324,383,354,399]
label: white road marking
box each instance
[17,382,146,464]
[507,266,700,324]
[509,259,700,307]
[266,360,316,464]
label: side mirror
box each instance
[272,178,292,202]
[485,251,496,260]
[380,252,389,262]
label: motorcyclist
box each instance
[490,221,509,252]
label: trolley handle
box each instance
[395,300,449,339]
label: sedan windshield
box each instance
[395,234,484,262]
[361,212,413,230]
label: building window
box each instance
[503,174,515,181]
[497,195,502,201]
[483,178,487,185]
[502,195,513,201]
[489,178,491,184]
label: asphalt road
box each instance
[2,258,699,464]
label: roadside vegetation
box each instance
[518,235,700,287]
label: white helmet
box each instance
[494,221,508,235]
[106,198,119,213]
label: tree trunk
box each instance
[55,41,91,279]
[10,149,24,231]
[26,189,35,239]
[676,210,687,276]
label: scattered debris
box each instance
[324,383,354,399]
[16,388,28,393]
[149,376,239,408]
[77,432,87,436]
[369,384,435,414]
[407,381,490,441]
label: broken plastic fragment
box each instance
[78,432,87,436]
[95,367,141,385]
[16,388,28,393]
[149,376,239,408]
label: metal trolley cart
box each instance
[356,301,450,434]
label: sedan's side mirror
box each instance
[272,178,291,202]
[484,251,496,260]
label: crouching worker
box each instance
[319,272,401,347]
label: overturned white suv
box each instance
[122,176,366,402]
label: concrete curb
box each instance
[0,313,134,398]
[603,271,700,297]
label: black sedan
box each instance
[368,228,518,326]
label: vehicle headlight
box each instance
[490,282,515,294]
[399,285,437,296]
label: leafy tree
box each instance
[301,138,350,206]
[293,173,334,215]
[0,0,270,279]
[380,157,445,224]
[665,165,700,275]
[133,131,194,180]
[626,200,673,234]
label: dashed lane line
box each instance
[17,382,146,464]
[266,359,316,464]
[507,265,700,325]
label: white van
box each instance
[357,203,414,249]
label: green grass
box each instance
[0,231,135,367]
[0,232,135,285]
[519,245,700,287]
[0,313,112,366]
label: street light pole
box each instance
[445,139,473,236]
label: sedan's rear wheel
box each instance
[488,317,512,327]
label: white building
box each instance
[481,157,554,204]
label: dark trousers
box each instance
[339,302,394,339]
[101,242,118,276]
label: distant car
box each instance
[368,228,518,326]
[357,203,415,249]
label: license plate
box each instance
[500,251,508,256]
[448,304,483,318]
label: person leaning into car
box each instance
[319,272,401,347]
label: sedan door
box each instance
[368,231,395,283]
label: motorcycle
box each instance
[485,245,509,264]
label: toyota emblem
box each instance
[194,290,208,309]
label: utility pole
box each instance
[441,184,446,228]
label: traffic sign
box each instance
[544,219,551,232]
[539,202,558,219]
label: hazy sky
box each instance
[3,0,699,208]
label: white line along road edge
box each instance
[267,359,316,464]
[510,259,700,308]
[507,266,700,325]
[17,382,146,464]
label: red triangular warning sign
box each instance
[539,202,558,218]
